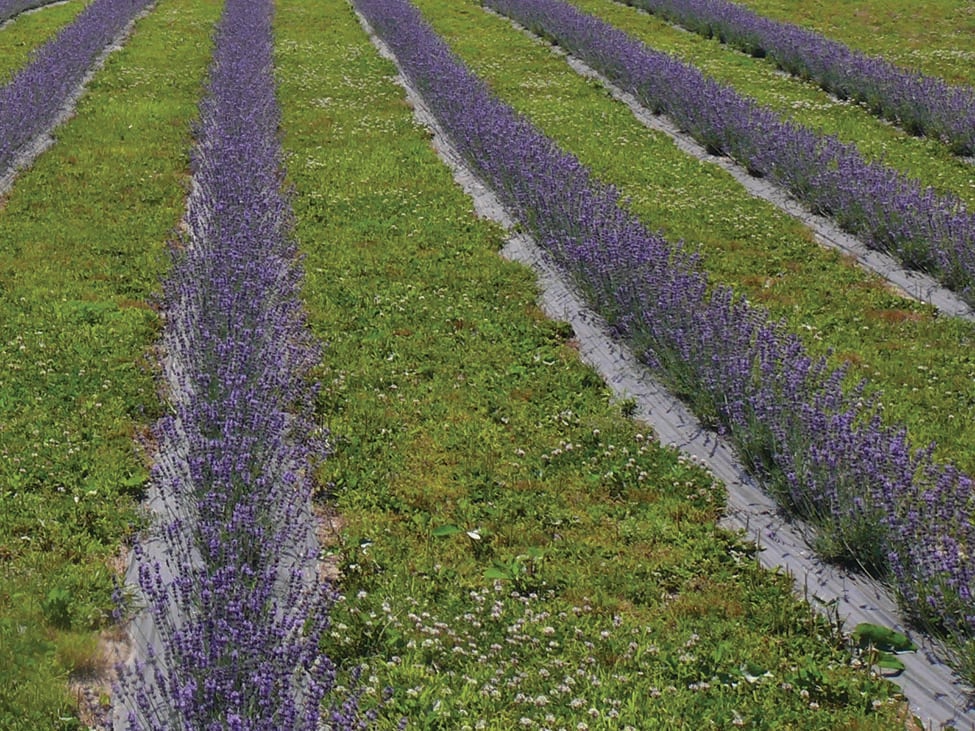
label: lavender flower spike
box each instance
[114,0,372,726]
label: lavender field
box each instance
[0,0,973,727]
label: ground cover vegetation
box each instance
[362,0,975,689]
[0,0,158,177]
[732,0,975,89]
[0,0,220,725]
[113,0,371,724]
[0,1,86,87]
[478,0,975,307]
[273,0,909,726]
[610,0,975,155]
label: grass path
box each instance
[0,0,218,725]
[275,0,907,727]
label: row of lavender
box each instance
[618,0,975,156]
[354,0,975,685]
[112,0,368,726]
[0,0,61,24]
[482,0,975,309]
[0,0,152,176]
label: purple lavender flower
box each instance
[618,0,975,156]
[0,0,153,176]
[114,0,374,725]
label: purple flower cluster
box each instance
[483,0,975,307]
[354,0,975,682]
[618,0,975,156]
[0,0,62,23]
[0,0,152,176]
[113,0,373,726]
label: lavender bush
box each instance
[483,0,975,307]
[0,0,62,23]
[113,0,375,726]
[0,0,153,176]
[618,0,975,156]
[354,0,975,684]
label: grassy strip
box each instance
[731,0,975,87]
[410,0,975,479]
[582,0,975,210]
[275,0,908,728]
[0,2,85,86]
[0,0,218,726]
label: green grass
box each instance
[0,1,87,86]
[0,0,218,726]
[729,0,975,87]
[405,0,975,481]
[579,0,975,210]
[274,0,909,727]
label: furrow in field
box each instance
[356,0,975,698]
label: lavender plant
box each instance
[617,0,975,156]
[482,0,975,307]
[114,0,374,726]
[0,0,62,23]
[354,0,975,685]
[0,0,153,176]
